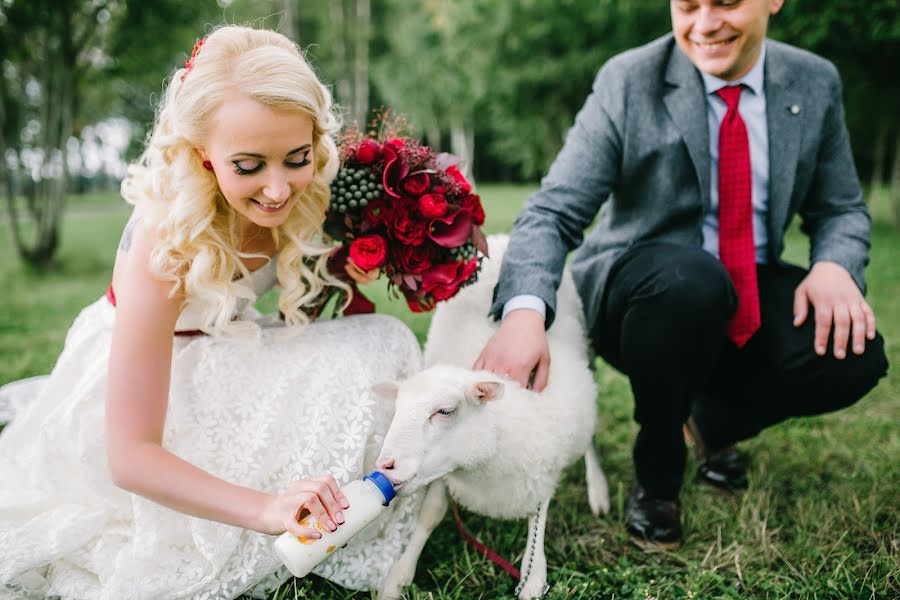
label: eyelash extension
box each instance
[286,157,311,169]
[231,153,311,175]
[232,161,262,176]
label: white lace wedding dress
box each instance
[0,260,425,600]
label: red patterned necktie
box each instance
[717,85,760,347]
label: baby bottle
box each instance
[274,470,396,578]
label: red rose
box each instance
[392,200,428,246]
[401,171,431,196]
[354,139,382,164]
[363,198,392,228]
[421,257,478,301]
[461,193,485,226]
[394,243,435,274]
[348,234,388,270]
[418,193,447,219]
[446,165,472,193]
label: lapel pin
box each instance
[789,104,800,115]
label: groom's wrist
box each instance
[502,294,546,321]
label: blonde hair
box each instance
[121,25,347,333]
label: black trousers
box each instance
[590,242,889,500]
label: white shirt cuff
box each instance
[502,294,547,321]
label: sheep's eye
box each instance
[433,408,455,417]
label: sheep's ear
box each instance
[372,380,399,401]
[468,381,504,403]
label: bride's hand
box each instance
[261,475,349,537]
[345,259,380,285]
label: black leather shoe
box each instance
[624,480,682,549]
[684,416,749,492]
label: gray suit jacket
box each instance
[491,34,871,331]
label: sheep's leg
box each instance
[585,439,610,516]
[516,500,550,600]
[379,480,448,600]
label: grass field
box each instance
[0,186,897,599]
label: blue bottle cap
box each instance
[363,471,396,506]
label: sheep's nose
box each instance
[376,457,395,471]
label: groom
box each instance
[476,0,888,547]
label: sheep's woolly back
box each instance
[425,234,590,370]
[422,234,597,519]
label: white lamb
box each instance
[374,234,609,600]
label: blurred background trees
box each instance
[0,0,222,266]
[769,0,900,222]
[2,0,898,266]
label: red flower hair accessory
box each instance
[180,38,206,82]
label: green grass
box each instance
[1,186,897,600]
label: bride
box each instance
[0,25,423,600]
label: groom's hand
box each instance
[793,261,876,359]
[474,309,550,392]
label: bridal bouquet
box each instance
[324,121,487,314]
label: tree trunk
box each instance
[868,121,887,205]
[4,2,80,267]
[426,125,441,151]
[0,71,28,259]
[2,0,111,267]
[280,0,299,41]
[890,131,900,228]
[329,0,352,117]
[352,0,370,127]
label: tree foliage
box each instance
[769,0,900,187]
[1,0,115,266]
[3,0,899,268]
[0,0,221,267]
[455,0,670,179]
[368,1,669,179]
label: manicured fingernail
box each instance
[855,344,864,354]
[335,512,345,524]
[341,497,350,509]
[835,350,845,359]
[816,345,825,355]
[326,519,336,530]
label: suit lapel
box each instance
[663,43,711,210]
[764,42,804,249]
